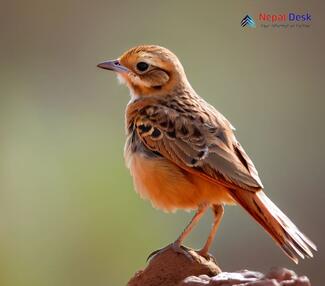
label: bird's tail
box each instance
[229,189,317,263]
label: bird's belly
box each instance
[126,152,235,212]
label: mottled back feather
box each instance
[126,91,263,192]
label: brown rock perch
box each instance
[180,268,311,286]
[127,245,311,286]
[127,244,221,286]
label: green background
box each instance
[1,1,324,285]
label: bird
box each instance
[97,45,316,263]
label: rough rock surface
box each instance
[127,245,311,286]
[179,267,311,285]
[127,244,221,286]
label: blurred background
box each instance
[1,1,324,285]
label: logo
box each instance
[241,15,256,28]
[241,13,312,29]
[259,12,312,23]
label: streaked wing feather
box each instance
[133,103,263,192]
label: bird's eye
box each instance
[136,62,149,72]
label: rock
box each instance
[127,244,221,286]
[127,245,311,286]
[179,267,311,286]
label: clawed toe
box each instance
[196,249,215,261]
[146,244,170,262]
[146,242,194,262]
[170,242,194,261]
[196,249,208,258]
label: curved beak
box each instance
[97,59,129,73]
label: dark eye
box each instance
[136,62,149,72]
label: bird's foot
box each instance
[171,242,194,261]
[147,242,194,262]
[196,249,216,262]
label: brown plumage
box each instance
[97,45,316,263]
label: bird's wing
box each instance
[129,102,263,192]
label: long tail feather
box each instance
[229,189,317,263]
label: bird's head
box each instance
[97,45,189,97]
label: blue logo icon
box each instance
[241,15,256,28]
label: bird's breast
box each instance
[124,135,235,212]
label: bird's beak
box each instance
[97,59,129,73]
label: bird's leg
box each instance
[197,204,224,258]
[174,204,209,247]
[147,204,208,261]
